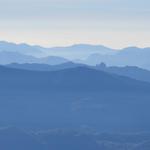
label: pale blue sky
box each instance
[0,0,150,48]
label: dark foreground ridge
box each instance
[0,65,149,132]
[0,65,150,92]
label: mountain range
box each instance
[1,41,150,69]
[6,62,83,71]
[95,63,150,83]
[2,65,150,92]
[0,51,68,65]
[0,41,116,59]
[5,62,150,83]
[82,46,150,69]
[0,41,43,57]
[1,41,150,149]
[0,65,150,132]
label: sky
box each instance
[0,0,150,48]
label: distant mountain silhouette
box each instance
[1,41,150,69]
[84,47,150,69]
[95,63,150,83]
[0,41,116,59]
[0,51,37,64]
[44,44,116,59]
[0,41,43,57]
[0,51,69,65]
[6,62,84,71]
[6,62,150,83]
[38,56,69,65]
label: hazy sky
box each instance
[0,0,150,48]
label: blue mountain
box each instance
[1,41,150,69]
[44,44,115,59]
[0,66,149,132]
[6,62,150,83]
[1,66,150,92]
[0,41,43,57]
[0,51,69,65]
[0,41,116,59]
[95,63,150,83]
[6,62,84,71]
[84,47,150,69]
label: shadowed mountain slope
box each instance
[0,66,150,92]
[95,63,150,83]
[0,66,150,131]
[6,62,84,71]
[6,62,150,83]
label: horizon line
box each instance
[0,40,149,50]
